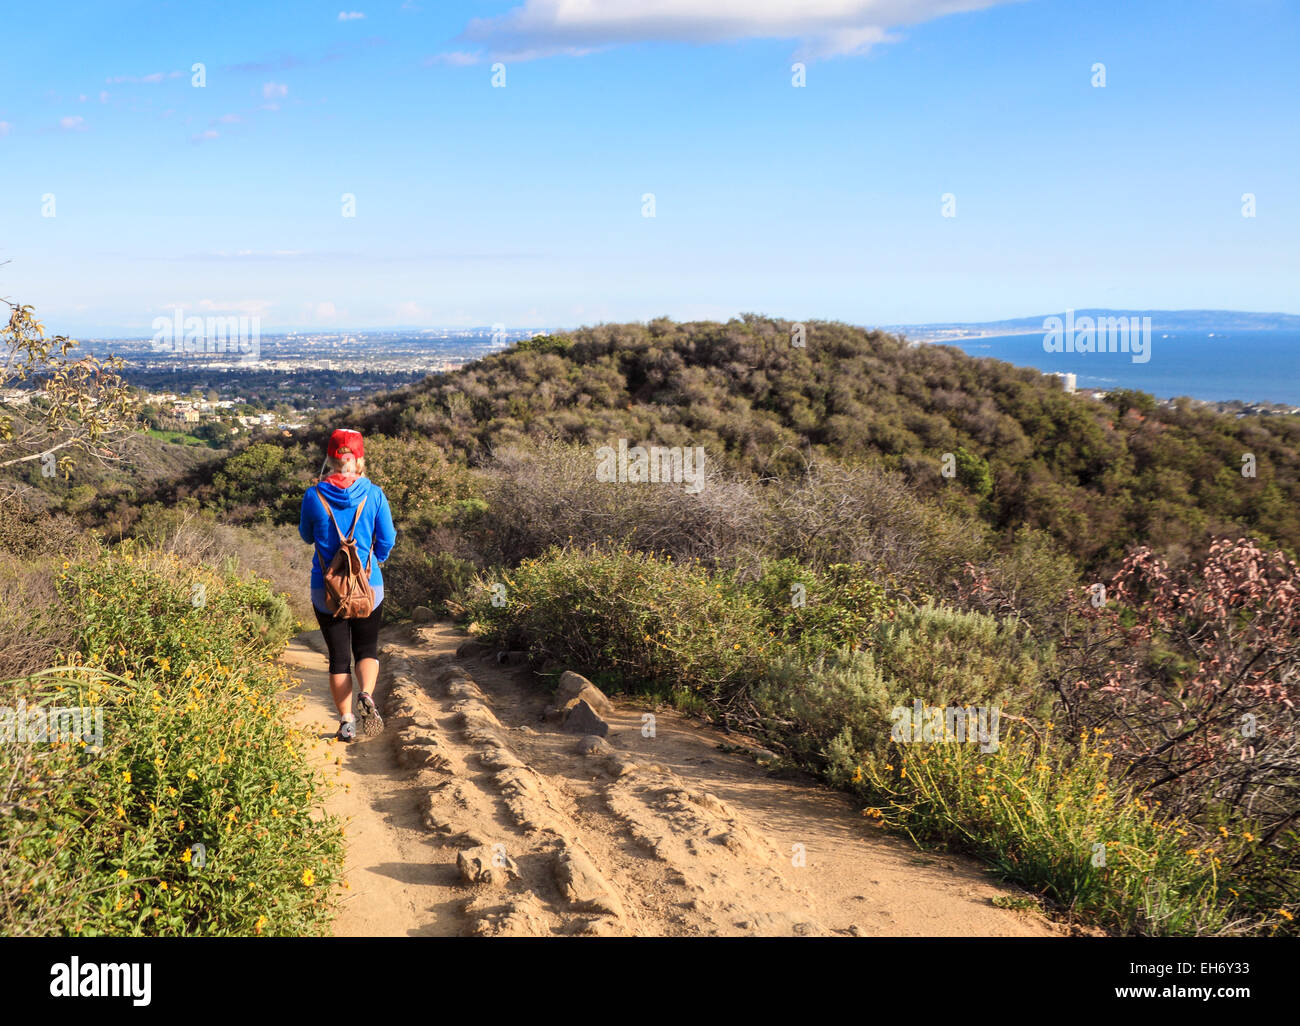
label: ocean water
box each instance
[938,329,1300,406]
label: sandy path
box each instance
[282,634,461,936]
[281,623,1060,937]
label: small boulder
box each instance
[412,605,436,623]
[555,671,614,715]
[545,687,613,723]
[554,670,591,702]
[562,699,609,737]
[456,640,484,659]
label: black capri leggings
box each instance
[312,601,384,675]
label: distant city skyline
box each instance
[73,307,1300,345]
[2,1,1297,336]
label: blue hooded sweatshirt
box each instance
[299,476,397,613]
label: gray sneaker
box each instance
[357,691,384,737]
[337,716,357,742]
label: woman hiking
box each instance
[299,428,397,742]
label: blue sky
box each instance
[0,0,1296,336]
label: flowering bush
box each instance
[859,725,1249,936]
[1082,539,1300,832]
[0,549,343,936]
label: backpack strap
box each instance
[314,486,341,578]
[355,493,374,573]
[357,494,375,574]
[346,495,368,541]
[315,486,347,544]
[314,485,375,574]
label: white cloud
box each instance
[217,113,243,123]
[106,70,183,84]
[456,0,1018,61]
[98,91,110,103]
[59,115,87,131]
[262,81,289,99]
[0,122,11,137]
[191,129,220,142]
[423,51,482,66]
[338,11,366,20]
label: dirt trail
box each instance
[282,622,1060,937]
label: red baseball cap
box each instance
[327,428,364,460]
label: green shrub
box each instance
[0,549,343,936]
[363,434,482,535]
[953,445,993,497]
[745,558,894,650]
[871,602,1047,715]
[62,545,295,673]
[748,602,1045,778]
[463,546,767,698]
[209,442,314,522]
[383,546,479,618]
[514,334,572,356]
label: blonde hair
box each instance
[323,453,366,477]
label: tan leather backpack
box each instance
[314,486,376,618]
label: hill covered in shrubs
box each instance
[97,315,1300,576]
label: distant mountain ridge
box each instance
[892,309,1300,338]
